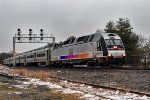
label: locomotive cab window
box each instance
[105,39,124,49]
[97,42,102,51]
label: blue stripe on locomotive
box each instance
[60,56,67,60]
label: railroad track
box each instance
[49,75,150,97]
[18,65,150,70]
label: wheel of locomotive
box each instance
[86,61,90,68]
[68,64,73,68]
[100,65,104,68]
[86,61,91,68]
[58,63,62,67]
[87,61,94,68]
[55,62,60,68]
[110,65,114,68]
[51,62,56,67]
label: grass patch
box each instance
[0,76,17,84]
[9,68,55,81]
[38,88,81,100]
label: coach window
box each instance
[37,53,45,57]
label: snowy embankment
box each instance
[12,77,150,100]
[1,66,150,100]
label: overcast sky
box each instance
[0,0,150,53]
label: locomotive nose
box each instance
[111,52,125,58]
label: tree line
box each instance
[104,18,150,57]
[0,53,13,64]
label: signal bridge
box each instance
[14,34,55,43]
[13,29,55,66]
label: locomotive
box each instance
[3,30,126,67]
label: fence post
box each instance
[144,54,147,69]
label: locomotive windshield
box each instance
[105,39,124,49]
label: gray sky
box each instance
[0,0,150,53]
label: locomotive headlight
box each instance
[108,54,112,57]
[123,53,126,57]
[113,46,117,49]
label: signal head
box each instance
[40,29,44,36]
[17,29,21,35]
[29,29,32,36]
[29,37,32,40]
[18,37,20,40]
[40,29,43,32]
[40,37,43,41]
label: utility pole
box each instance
[144,45,147,69]
[13,29,55,67]
[144,54,146,69]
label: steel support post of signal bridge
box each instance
[13,37,16,67]
[53,37,55,44]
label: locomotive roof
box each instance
[100,33,121,40]
[55,31,121,48]
[53,34,95,48]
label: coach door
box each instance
[96,41,103,57]
[46,49,51,65]
[97,41,102,51]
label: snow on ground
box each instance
[11,77,150,100]
[7,92,22,95]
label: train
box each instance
[3,30,126,68]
